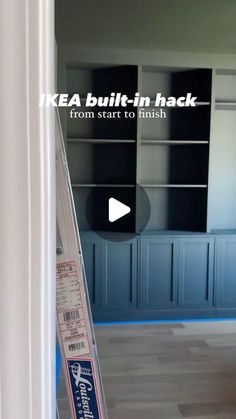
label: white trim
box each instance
[0,0,56,418]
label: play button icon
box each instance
[84,179,151,240]
[108,198,131,222]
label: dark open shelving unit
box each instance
[66,65,235,233]
[59,57,236,322]
[66,65,137,232]
[66,65,212,233]
[139,68,212,232]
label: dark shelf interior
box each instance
[170,106,211,140]
[171,69,212,102]
[168,188,208,232]
[93,66,137,140]
[86,186,136,233]
[169,144,209,185]
[94,143,136,185]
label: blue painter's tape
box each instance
[95,318,236,327]
[67,359,100,419]
[56,343,61,388]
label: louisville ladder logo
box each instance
[68,359,100,419]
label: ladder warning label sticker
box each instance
[57,261,90,357]
[67,358,102,419]
[56,117,107,418]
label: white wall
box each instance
[56,0,236,54]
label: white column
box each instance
[0,0,55,418]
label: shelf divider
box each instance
[141,184,208,188]
[72,183,136,188]
[67,138,136,144]
[144,100,210,107]
[215,101,236,110]
[140,140,209,145]
[215,101,236,105]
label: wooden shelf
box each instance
[141,184,208,188]
[146,100,210,107]
[67,138,136,144]
[195,102,211,106]
[215,101,236,105]
[72,184,136,188]
[140,140,209,145]
[215,101,236,110]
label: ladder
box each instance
[56,111,108,419]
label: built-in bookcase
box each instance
[66,65,137,231]
[137,67,211,231]
[63,63,236,233]
[58,51,236,322]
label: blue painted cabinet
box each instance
[216,236,236,308]
[81,232,236,321]
[178,237,214,308]
[101,237,138,311]
[80,233,102,310]
[141,237,178,309]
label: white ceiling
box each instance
[56,0,236,54]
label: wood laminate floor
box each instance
[57,320,236,419]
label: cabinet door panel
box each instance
[179,238,214,308]
[101,239,138,311]
[141,238,178,309]
[216,237,236,308]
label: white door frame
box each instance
[0,1,56,418]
